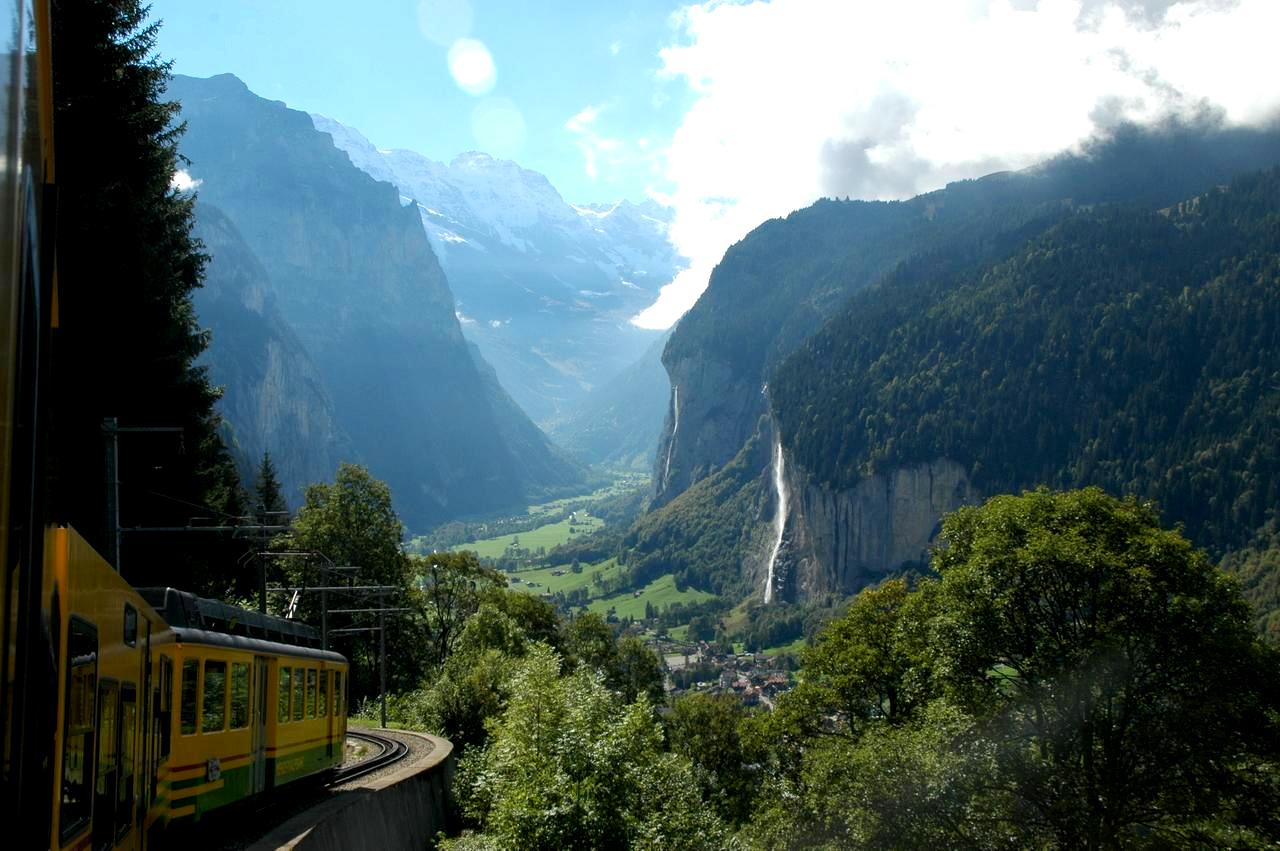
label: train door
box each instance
[93,678,119,851]
[117,683,137,847]
[138,622,151,848]
[323,669,333,760]
[251,656,268,794]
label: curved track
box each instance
[330,729,410,785]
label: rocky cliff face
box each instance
[192,204,351,505]
[770,453,976,601]
[169,73,584,529]
[653,355,762,506]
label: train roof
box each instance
[168,626,347,663]
[136,587,323,649]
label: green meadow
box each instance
[506,558,624,596]
[587,574,717,621]
[453,511,604,558]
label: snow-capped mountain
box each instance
[311,114,685,426]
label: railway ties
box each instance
[329,729,411,786]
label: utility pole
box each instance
[379,605,387,728]
[103,417,119,570]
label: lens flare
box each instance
[447,38,497,96]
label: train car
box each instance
[138,589,347,832]
[45,526,173,850]
[45,535,351,850]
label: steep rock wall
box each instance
[193,204,351,505]
[653,353,763,507]
[776,456,976,601]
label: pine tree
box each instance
[49,0,244,593]
[254,451,287,522]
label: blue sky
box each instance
[150,0,1280,329]
[149,0,692,206]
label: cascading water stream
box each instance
[764,433,788,604]
[663,385,680,486]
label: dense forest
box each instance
[777,168,1279,542]
[773,168,1280,611]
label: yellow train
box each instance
[46,526,349,850]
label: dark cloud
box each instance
[819,138,927,200]
[818,92,925,199]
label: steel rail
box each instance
[330,729,410,785]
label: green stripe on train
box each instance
[167,744,340,821]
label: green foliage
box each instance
[1221,520,1280,643]
[665,694,762,825]
[614,635,665,706]
[254,451,288,519]
[750,488,1280,849]
[448,644,733,851]
[50,0,246,594]
[276,463,411,699]
[624,435,769,595]
[931,488,1279,847]
[414,551,507,667]
[790,578,936,731]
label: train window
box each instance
[334,671,343,717]
[180,660,198,735]
[203,661,227,733]
[307,669,317,719]
[59,618,98,843]
[319,671,328,717]
[278,667,291,723]
[123,604,138,647]
[117,684,137,840]
[231,662,250,729]
[292,666,305,721]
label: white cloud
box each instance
[567,103,665,186]
[447,38,497,96]
[170,169,202,192]
[610,40,623,56]
[631,0,1280,330]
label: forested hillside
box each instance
[775,168,1280,557]
[622,129,1280,621]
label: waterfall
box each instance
[764,433,788,604]
[662,385,680,486]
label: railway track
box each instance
[330,729,411,786]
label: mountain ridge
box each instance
[310,112,684,426]
[169,72,586,530]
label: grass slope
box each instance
[587,574,717,621]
